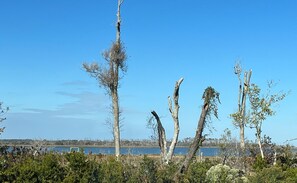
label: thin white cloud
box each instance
[61,80,90,86]
[23,91,109,119]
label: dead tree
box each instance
[231,63,252,152]
[83,0,126,159]
[150,78,184,164]
[177,87,220,175]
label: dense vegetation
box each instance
[0,145,296,183]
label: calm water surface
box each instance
[51,147,220,156]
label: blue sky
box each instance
[0,0,296,145]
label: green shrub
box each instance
[156,161,179,183]
[252,155,267,172]
[12,157,41,183]
[184,159,215,183]
[39,153,65,182]
[248,166,285,183]
[127,155,157,183]
[99,156,125,183]
[206,164,247,183]
[283,167,297,183]
[63,151,101,183]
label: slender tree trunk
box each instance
[112,0,123,159]
[116,0,123,44]
[112,90,120,158]
[167,78,183,162]
[239,123,245,151]
[256,126,264,159]
[238,70,252,151]
[178,103,209,174]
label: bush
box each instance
[156,161,179,183]
[184,159,215,183]
[252,155,267,172]
[283,167,297,183]
[125,155,157,183]
[99,156,125,183]
[39,153,65,182]
[206,164,247,183]
[63,152,100,183]
[248,166,285,183]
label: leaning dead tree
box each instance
[231,63,252,152]
[150,78,184,164]
[178,87,220,175]
[83,0,127,159]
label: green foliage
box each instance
[99,156,125,183]
[276,145,297,170]
[0,151,296,182]
[202,87,220,120]
[157,161,179,183]
[219,129,239,166]
[248,166,285,183]
[128,155,157,183]
[252,155,267,171]
[39,153,65,182]
[283,168,297,183]
[206,164,247,183]
[185,159,215,183]
[248,83,287,134]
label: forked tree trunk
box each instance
[237,70,252,151]
[151,78,183,164]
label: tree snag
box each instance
[177,87,220,176]
[83,0,127,159]
[231,63,252,153]
[150,78,184,164]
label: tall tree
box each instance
[248,82,287,159]
[0,102,9,135]
[150,78,184,164]
[83,0,127,158]
[231,63,252,152]
[178,87,220,175]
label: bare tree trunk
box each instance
[151,111,168,163]
[256,126,264,159]
[112,0,123,160]
[151,78,183,164]
[116,0,123,44]
[235,67,252,152]
[167,78,184,162]
[178,103,209,174]
[112,90,120,159]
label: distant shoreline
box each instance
[1,144,219,149]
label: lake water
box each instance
[50,147,220,156]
